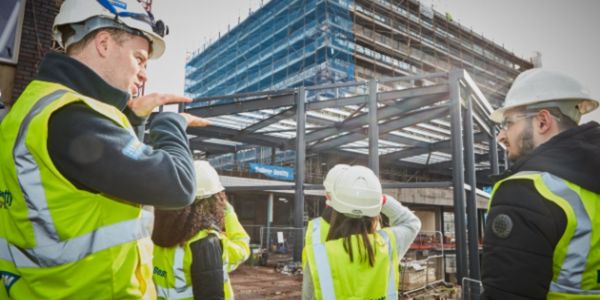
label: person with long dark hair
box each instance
[302,165,421,299]
[152,161,250,300]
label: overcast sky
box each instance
[146,0,600,122]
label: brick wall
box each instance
[10,0,60,104]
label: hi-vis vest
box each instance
[490,171,600,299]
[153,204,250,300]
[0,81,154,299]
[304,218,399,300]
[302,217,331,267]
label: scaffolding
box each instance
[185,0,532,106]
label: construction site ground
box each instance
[230,264,459,300]
[231,265,303,299]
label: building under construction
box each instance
[182,0,534,296]
[185,0,532,105]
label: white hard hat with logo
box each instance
[329,165,383,217]
[194,160,225,200]
[490,68,599,123]
[323,164,350,205]
[53,0,168,59]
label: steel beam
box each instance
[297,90,448,147]
[382,132,487,161]
[187,93,295,117]
[242,108,296,133]
[309,105,449,152]
[187,126,286,148]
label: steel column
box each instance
[489,126,500,175]
[266,193,274,248]
[463,90,481,284]
[368,79,379,175]
[449,69,468,283]
[293,87,306,262]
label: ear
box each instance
[94,30,113,58]
[534,109,554,135]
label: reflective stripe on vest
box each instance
[0,237,11,261]
[312,218,323,245]
[156,247,194,299]
[310,219,397,299]
[378,229,398,299]
[155,243,233,299]
[5,90,150,268]
[539,173,598,295]
[311,218,336,299]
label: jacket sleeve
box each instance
[189,235,225,300]
[381,195,421,258]
[481,179,566,300]
[48,103,195,208]
[222,203,250,272]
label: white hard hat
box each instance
[53,0,167,59]
[329,165,383,217]
[490,68,599,123]
[194,161,225,200]
[324,164,351,193]
[323,164,350,205]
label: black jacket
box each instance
[481,122,600,299]
[37,52,195,208]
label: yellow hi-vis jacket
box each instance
[491,171,600,299]
[153,203,250,299]
[302,217,331,268]
[0,81,154,299]
[304,218,399,300]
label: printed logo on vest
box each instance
[0,190,13,209]
[153,266,167,278]
[0,271,20,294]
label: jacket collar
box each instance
[36,52,130,111]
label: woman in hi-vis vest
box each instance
[152,161,250,300]
[302,165,421,300]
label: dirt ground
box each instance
[231,265,303,300]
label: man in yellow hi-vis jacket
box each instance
[0,0,208,298]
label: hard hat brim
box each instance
[490,98,600,124]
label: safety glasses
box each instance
[499,113,538,131]
[96,0,169,37]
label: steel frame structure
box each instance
[185,69,502,282]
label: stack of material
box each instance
[400,259,438,291]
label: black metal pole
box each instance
[489,126,500,175]
[449,69,468,283]
[293,87,306,262]
[463,90,481,286]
